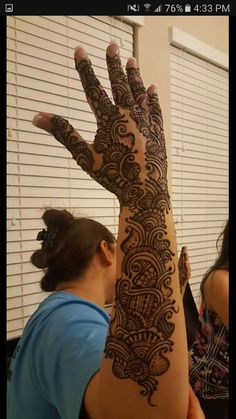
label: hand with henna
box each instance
[33,43,169,213]
[32,43,189,419]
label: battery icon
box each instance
[185,4,191,12]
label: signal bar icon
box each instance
[154,4,162,12]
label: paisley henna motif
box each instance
[47,47,178,405]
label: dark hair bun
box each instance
[31,209,75,270]
[43,209,75,230]
[31,249,48,269]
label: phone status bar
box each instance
[126,3,231,14]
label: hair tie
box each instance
[36,228,58,249]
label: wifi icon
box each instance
[144,3,151,11]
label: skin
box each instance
[32,42,201,419]
[202,269,229,329]
[58,242,204,419]
[188,385,205,419]
[178,248,205,419]
[56,240,117,308]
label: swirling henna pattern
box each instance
[51,116,95,174]
[50,114,143,205]
[148,91,164,134]
[50,53,178,404]
[75,58,115,122]
[105,206,178,404]
[100,58,177,403]
[106,280,177,405]
[106,54,137,111]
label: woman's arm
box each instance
[204,269,229,329]
[33,42,188,419]
[187,384,205,419]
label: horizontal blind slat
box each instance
[7,15,133,339]
[170,46,228,302]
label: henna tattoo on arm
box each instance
[33,44,183,407]
[106,210,178,405]
[104,50,178,404]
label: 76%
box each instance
[165,4,184,12]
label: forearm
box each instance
[34,42,189,419]
[100,203,188,419]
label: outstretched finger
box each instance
[147,85,163,132]
[74,47,115,122]
[126,57,149,114]
[106,43,136,109]
[32,112,95,175]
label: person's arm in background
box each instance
[178,246,191,297]
[178,248,205,419]
[32,43,188,419]
[188,385,205,419]
[178,246,200,355]
[204,269,229,329]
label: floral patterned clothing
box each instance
[189,303,228,399]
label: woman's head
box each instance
[200,219,228,299]
[31,209,116,293]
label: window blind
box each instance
[7,15,134,340]
[170,45,228,305]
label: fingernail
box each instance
[32,113,52,132]
[74,46,87,61]
[148,84,158,94]
[32,113,43,128]
[126,56,137,67]
[107,42,119,57]
[150,84,157,91]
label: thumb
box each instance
[32,113,95,174]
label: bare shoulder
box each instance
[204,269,229,329]
[207,269,228,293]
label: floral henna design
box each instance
[50,116,95,174]
[105,202,178,404]
[42,46,179,405]
[126,65,149,113]
[50,114,143,207]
